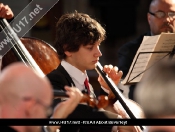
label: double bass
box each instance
[0,18,60,74]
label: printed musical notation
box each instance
[122,33,175,84]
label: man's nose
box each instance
[94,48,102,57]
[164,15,172,22]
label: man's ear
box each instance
[65,51,72,57]
[24,99,36,118]
[147,13,151,25]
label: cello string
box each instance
[0,19,31,62]
[0,18,45,77]
[0,19,27,64]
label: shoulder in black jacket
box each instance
[46,65,120,132]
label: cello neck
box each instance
[95,62,144,130]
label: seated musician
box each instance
[0,62,83,132]
[47,11,142,132]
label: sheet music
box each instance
[147,33,175,68]
[122,33,175,85]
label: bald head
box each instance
[0,62,52,107]
[0,63,53,132]
[149,0,175,10]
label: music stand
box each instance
[125,45,175,84]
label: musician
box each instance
[117,0,175,101]
[0,62,83,132]
[47,11,141,132]
[134,60,175,132]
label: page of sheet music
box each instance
[122,33,175,85]
[148,33,175,67]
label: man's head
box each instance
[148,0,175,35]
[0,63,53,132]
[54,11,106,72]
[54,11,106,60]
[134,60,175,118]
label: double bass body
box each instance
[2,37,60,74]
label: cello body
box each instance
[1,37,60,75]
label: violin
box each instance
[54,90,109,109]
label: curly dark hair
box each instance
[54,11,106,60]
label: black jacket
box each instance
[46,65,119,132]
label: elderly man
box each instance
[0,62,83,132]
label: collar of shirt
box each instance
[61,60,88,91]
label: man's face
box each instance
[65,41,102,73]
[148,0,175,35]
[36,90,53,119]
[26,87,52,132]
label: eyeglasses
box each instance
[148,11,175,19]
[23,97,53,117]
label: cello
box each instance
[0,18,60,74]
[95,62,145,130]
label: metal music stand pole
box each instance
[169,45,175,60]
